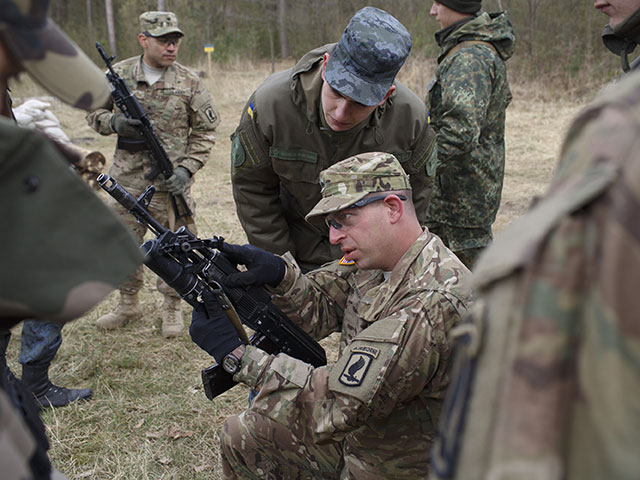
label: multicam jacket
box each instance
[231,44,436,271]
[234,228,472,478]
[86,55,218,193]
[426,12,514,237]
[431,71,640,479]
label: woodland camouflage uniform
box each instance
[231,8,436,272]
[430,69,640,480]
[425,11,515,268]
[220,153,472,479]
[86,20,219,324]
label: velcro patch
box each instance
[339,352,374,387]
[203,105,218,124]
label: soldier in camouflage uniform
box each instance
[597,0,640,73]
[430,51,640,480]
[190,152,472,479]
[231,7,436,272]
[87,11,219,338]
[425,0,515,269]
[0,0,141,478]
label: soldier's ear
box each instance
[138,33,148,49]
[321,53,330,81]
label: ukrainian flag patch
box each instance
[247,101,255,119]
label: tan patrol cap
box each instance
[306,152,411,223]
[0,0,110,111]
[139,11,184,37]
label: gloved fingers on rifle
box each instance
[221,243,286,288]
[165,166,191,195]
[110,113,142,137]
[190,289,243,362]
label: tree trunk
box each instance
[105,0,117,56]
[86,0,94,45]
[157,0,166,10]
[278,0,289,58]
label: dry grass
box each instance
[6,58,590,479]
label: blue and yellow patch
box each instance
[247,101,255,119]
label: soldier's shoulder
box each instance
[0,117,43,153]
[172,61,202,81]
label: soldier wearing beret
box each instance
[0,0,141,477]
[190,152,472,478]
[230,7,436,273]
[425,0,515,269]
[87,11,220,338]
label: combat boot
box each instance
[162,295,184,338]
[95,292,142,329]
[21,363,92,409]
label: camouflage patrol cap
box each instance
[324,7,412,107]
[139,11,184,37]
[0,0,110,110]
[306,152,411,223]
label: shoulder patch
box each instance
[339,256,355,265]
[247,101,255,119]
[339,351,375,387]
[203,105,218,124]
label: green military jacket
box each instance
[231,44,436,271]
[426,12,515,235]
[234,229,472,478]
[431,72,640,480]
[86,56,219,193]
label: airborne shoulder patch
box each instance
[339,351,375,387]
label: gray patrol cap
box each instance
[324,7,412,107]
[140,11,184,37]
[0,0,110,110]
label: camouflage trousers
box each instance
[220,410,343,479]
[425,222,492,270]
[107,187,197,297]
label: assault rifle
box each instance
[96,42,192,220]
[97,174,327,399]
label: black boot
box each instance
[21,363,92,409]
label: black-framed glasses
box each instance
[145,33,182,47]
[325,194,407,230]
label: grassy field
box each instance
[6,58,588,479]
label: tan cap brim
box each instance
[3,20,110,110]
[305,191,369,224]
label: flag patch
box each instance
[339,256,355,265]
[247,101,255,119]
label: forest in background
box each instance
[52,0,623,96]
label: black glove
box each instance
[189,289,242,363]
[165,166,191,195]
[221,243,286,288]
[111,114,142,137]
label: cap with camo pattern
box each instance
[139,11,184,37]
[306,152,411,223]
[324,6,412,107]
[0,0,110,110]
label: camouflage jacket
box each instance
[0,117,141,324]
[234,228,472,478]
[431,72,640,479]
[86,55,219,193]
[231,44,436,271]
[426,12,514,230]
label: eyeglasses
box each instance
[145,34,182,47]
[325,194,407,230]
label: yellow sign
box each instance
[204,44,214,53]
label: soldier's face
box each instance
[431,1,467,29]
[139,33,181,68]
[595,0,640,27]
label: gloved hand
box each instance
[189,289,243,363]
[110,113,142,137]
[165,166,191,195]
[221,242,286,288]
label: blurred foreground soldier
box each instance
[0,0,141,478]
[87,11,219,337]
[191,152,472,478]
[231,7,436,272]
[425,1,515,269]
[597,0,640,73]
[430,67,640,479]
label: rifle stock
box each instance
[97,174,327,400]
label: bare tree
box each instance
[105,0,117,55]
[527,0,544,56]
[86,0,94,45]
[157,0,167,10]
[278,0,289,58]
